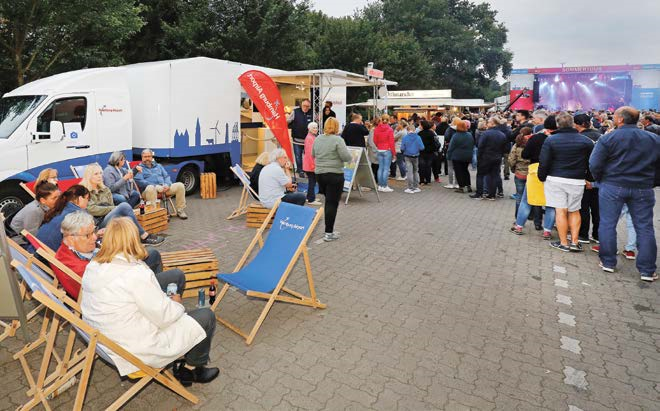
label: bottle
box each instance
[208,280,217,305]
[139,199,145,215]
[197,288,205,308]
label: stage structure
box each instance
[509,64,660,111]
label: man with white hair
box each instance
[134,148,188,219]
[258,149,307,208]
[52,211,185,300]
[531,109,548,133]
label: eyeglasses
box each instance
[71,228,97,239]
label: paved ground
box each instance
[1,174,659,411]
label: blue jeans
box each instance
[376,151,392,187]
[112,191,141,208]
[598,183,656,274]
[621,204,636,252]
[514,177,526,217]
[293,143,304,174]
[99,202,145,236]
[515,185,555,231]
[396,153,407,178]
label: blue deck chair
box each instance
[227,164,261,220]
[212,200,326,345]
[12,261,199,411]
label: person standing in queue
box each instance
[312,117,352,242]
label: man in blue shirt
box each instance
[134,149,188,219]
[589,106,659,281]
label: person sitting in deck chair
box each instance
[52,211,183,301]
[258,148,306,208]
[81,217,218,385]
[134,148,188,219]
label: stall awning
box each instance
[349,98,493,108]
[269,69,397,88]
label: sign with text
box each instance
[343,147,380,204]
[364,67,384,79]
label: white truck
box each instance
[0,57,268,216]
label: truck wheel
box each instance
[0,186,32,218]
[178,165,199,195]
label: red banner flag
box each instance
[238,70,292,163]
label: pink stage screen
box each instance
[537,72,631,111]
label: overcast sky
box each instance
[311,0,660,70]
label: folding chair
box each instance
[69,164,97,179]
[21,178,83,199]
[22,229,56,256]
[212,201,326,345]
[13,261,199,411]
[227,164,261,220]
[20,181,37,198]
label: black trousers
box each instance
[317,173,344,233]
[185,308,216,367]
[305,171,316,202]
[452,160,471,188]
[579,187,599,240]
[419,152,434,184]
[432,152,442,179]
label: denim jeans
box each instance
[404,156,420,189]
[112,191,141,208]
[293,143,304,174]
[598,183,656,274]
[281,192,306,206]
[99,202,145,236]
[305,172,316,202]
[396,152,407,178]
[621,204,637,252]
[515,185,556,231]
[376,150,392,187]
[513,177,526,217]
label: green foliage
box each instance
[0,0,143,91]
[0,0,512,100]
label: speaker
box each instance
[624,76,633,103]
[532,75,540,102]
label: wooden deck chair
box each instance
[0,239,58,343]
[21,229,56,256]
[69,163,97,179]
[212,200,326,345]
[227,164,261,220]
[13,261,199,411]
[20,177,83,200]
[20,181,37,198]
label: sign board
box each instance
[387,90,452,99]
[0,214,30,341]
[364,67,384,79]
[343,147,380,204]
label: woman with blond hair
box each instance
[81,217,218,385]
[249,151,271,195]
[36,168,58,185]
[81,164,163,246]
[313,117,352,242]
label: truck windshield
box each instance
[0,95,46,139]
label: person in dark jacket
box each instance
[418,120,438,185]
[447,120,475,193]
[287,99,313,177]
[442,118,459,187]
[574,113,600,244]
[341,113,369,147]
[495,120,513,180]
[538,113,594,253]
[470,117,507,200]
[249,151,270,196]
[589,106,660,281]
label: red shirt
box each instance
[52,244,89,300]
[373,123,396,156]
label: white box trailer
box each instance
[0,57,393,216]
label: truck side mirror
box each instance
[49,121,65,141]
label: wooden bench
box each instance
[161,249,219,299]
[136,207,168,234]
[246,203,273,229]
[200,172,217,199]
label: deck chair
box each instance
[212,200,326,345]
[227,164,261,220]
[69,163,98,179]
[128,160,178,216]
[20,181,37,198]
[21,178,83,199]
[21,229,56,256]
[12,261,199,411]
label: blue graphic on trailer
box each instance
[172,117,241,164]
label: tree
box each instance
[0,0,143,91]
[361,0,512,98]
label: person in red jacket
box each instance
[373,114,397,192]
[52,211,185,300]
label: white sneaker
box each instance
[307,200,322,206]
[377,186,385,192]
[382,186,394,192]
[412,188,422,193]
[452,184,460,189]
[443,184,454,189]
[323,232,340,242]
[396,176,406,181]
[404,188,415,194]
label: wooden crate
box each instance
[161,248,219,299]
[246,203,273,228]
[200,172,217,199]
[136,207,168,234]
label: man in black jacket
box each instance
[470,116,508,200]
[341,113,369,147]
[538,112,594,252]
[287,99,313,177]
[574,113,600,244]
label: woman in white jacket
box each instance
[81,217,218,385]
